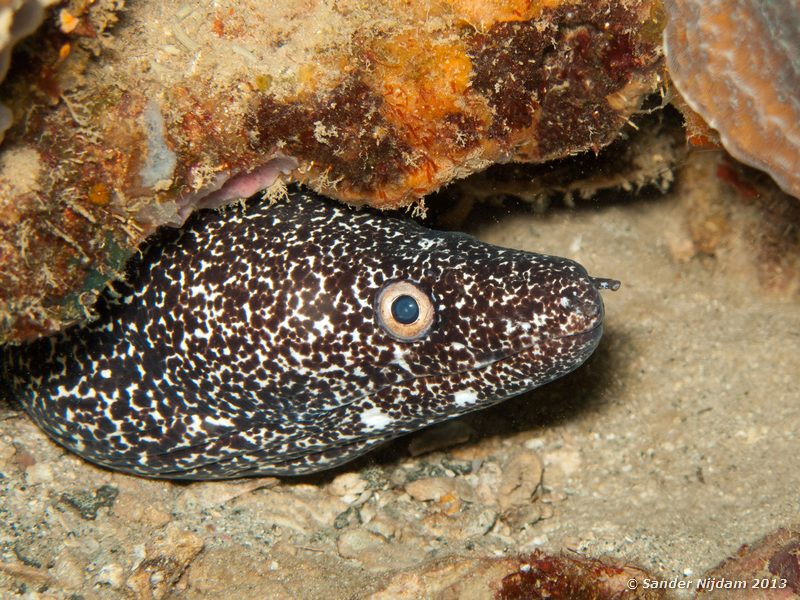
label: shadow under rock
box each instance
[0,376,23,419]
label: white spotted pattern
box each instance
[2,190,608,479]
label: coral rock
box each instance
[371,551,667,599]
[0,0,663,343]
[698,526,800,599]
[664,0,800,199]
[0,0,60,141]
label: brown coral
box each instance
[663,0,800,199]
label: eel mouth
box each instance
[484,319,603,374]
[468,318,604,372]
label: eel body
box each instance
[2,191,617,479]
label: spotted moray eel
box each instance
[2,190,618,479]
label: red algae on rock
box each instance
[496,552,667,600]
[663,0,800,200]
[251,0,665,204]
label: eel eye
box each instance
[375,280,435,342]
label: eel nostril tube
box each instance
[590,277,621,291]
